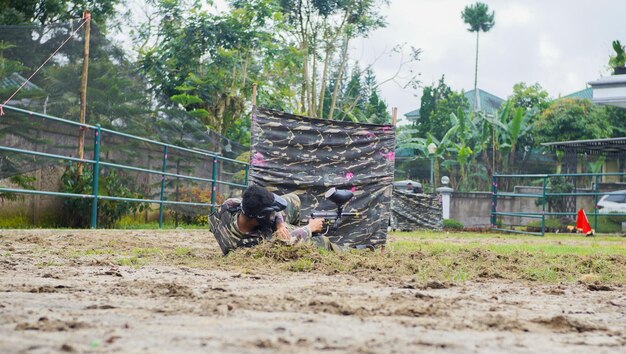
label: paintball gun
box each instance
[310,187,359,235]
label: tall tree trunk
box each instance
[310,48,317,117]
[509,142,516,174]
[301,42,309,113]
[77,11,91,177]
[473,31,480,112]
[318,42,332,117]
[328,36,350,120]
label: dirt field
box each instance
[0,229,625,353]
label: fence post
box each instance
[211,157,218,213]
[244,164,249,186]
[158,146,168,229]
[541,176,547,236]
[90,124,101,229]
[593,173,599,232]
[491,175,497,228]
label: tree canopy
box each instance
[533,98,612,144]
[461,2,495,33]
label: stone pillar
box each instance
[436,186,453,219]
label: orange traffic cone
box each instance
[576,209,594,236]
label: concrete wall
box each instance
[0,165,64,225]
[449,192,492,227]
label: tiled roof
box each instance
[403,88,505,120]
[465,88,505,114]
[562,87,593,100]
[404,108,420,119]
[0,73,41,91]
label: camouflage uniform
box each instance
[209,193,341,255]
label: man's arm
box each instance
[275,218,324,243]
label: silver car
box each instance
[596,190,626,214]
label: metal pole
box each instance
[593,173,599,232]
[211,157,218,213]
[158,146,168,229]
[541,176,547,236]
[491,175,497,228]
[244,164,249,186]
[429,153,434,192]
[90,124,101,229]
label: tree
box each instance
[364,90,390,124]
[507,82,550,148]
[605,106,626,137]
[137,0,285,139]
[415,76,451,136]
[0,0,120,26]
[509,82,550,113]
[533,99,612,144]
[277,0,389,118]
[461,2,495,111]
[484,101,534,173]
[430,91,470,140]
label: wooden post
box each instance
[252,83,257,107]
[392,107,397,126]
[77,11,91,176]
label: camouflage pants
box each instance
[275,193,345,252]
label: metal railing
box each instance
[491,172,626,236]
[0,105,250,228]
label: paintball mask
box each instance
[241,193,288,226]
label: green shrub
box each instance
[443,218,464,230]
[595,214,625,234]
[526,215,624,234]
[527,218,564,230]
[60,164,147,228]
[0,214,32,228]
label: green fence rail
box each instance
[491,172,626,236]
[0,105,250,228]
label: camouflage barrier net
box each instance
[250,108,395,247]
[390,190,442,231]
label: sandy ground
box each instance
[0,229,625,354]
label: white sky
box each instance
[351,0,626,123]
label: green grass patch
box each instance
[174,247,193,256]
[396,230,625,243]
[0,214,32,228]
[390,239,625,256]
[31,229,625,285]
[116,256,145,267]
[220,235,626,285]
[36,260,63,267]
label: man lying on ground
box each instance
[209,185,343,255]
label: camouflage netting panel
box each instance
[390,190,442,231]
[250,108,395,247]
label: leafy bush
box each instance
[232,151,250,184]
[596,214,626,234]
[526,218,573,233]
[168,186,224,226]
[443,218,464,230]
[60,164,146,228]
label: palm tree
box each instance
[461,2,495,112]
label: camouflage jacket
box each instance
[209,194,312,255]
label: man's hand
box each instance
[275,222,291,241]
[308,218,324,233]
